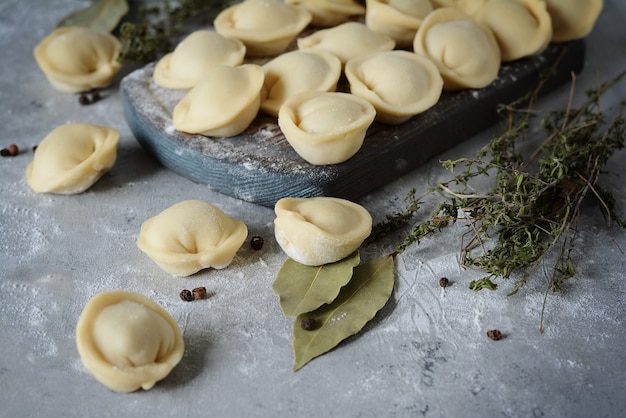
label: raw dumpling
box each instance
[345,50,443,124]
[274,197,373,266]
[153,30,246,89]
[543,0,603,42]
[214,0,312,57]
[137,200,248,276]
[475,0,552,61]
[76,290,185,393]
[297,22,395,64]
[413,7,500,90]
[26,123,119,194]
[34,26,121,93]
[173,64,264,137]
[261,49,342,117]
[278,91,376,165]
[450,0,489,16]
[365,0,433,47]
[430,0,456,6]
[286,0,365,27]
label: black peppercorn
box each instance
[250,235,264,250]
[439,277,449,288]
[78,94,90,105]
[192,286,207,300]
[1,144,19,157]
[486,329,503,340]
[91,91,101,102]
[301,317,316,331]
[180,289,194,302]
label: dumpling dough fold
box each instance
[26,123,119,194]
[76,290,185,393]
[214,0,312,57]
[297,22,395,64]
[278,91,376,165]
[475,0,552,61]
[543,0,603,42]
[286,0,365,27]
[274,197,373,266]
[345,50,443,124]
[365,0,433,47]
[137,200,248,276]
[413,7,500,90]
[173,64,264,137]
[153,30,246,89]
[261,49,342,117]
[34,26,121,93]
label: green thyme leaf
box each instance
[468,278,498,291]
[272,252,360,317]
[292,255,395,371]
[117,0,235,64]
[369,69,625,331]
[56,0,129,33]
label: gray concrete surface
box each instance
[1,1,624,417]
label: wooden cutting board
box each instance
[120,40,585,207]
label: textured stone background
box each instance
[1,1,624,416]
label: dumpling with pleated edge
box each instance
[34,26,121,93]
[278,91,376,165]
[413,7,500,90]
[297,21,395,64]
[286,0,365,27]
[365,0,433,48]
[214,0,312,57]
[274,196,373,266]
[137,200,248,276]
[345,50,443,124]
[26,123,119,194]
[261,49,341,118]
[153,30,246,89]
[76,290,185,392]
[173,64,264,137]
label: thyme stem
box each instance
[369,69,626,331]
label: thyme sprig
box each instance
[117,0,234,64]
[371,70,625,331]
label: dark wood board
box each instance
[120,40,585,207]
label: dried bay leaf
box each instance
[56,0,129,33]
[292,254,395,371]
[273,252,360,317]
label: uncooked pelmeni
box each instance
[137,200,248,276]
[345,50,443,124]
[413,7,500,90]
[430,0,455,6]
[214,0,312,57]
[475,0,552,61]
[274,197,373,266]
[261,49,342,117]
[153,30,246,89]
[278,91,376,165]
[543,0,603,42]
[365,0,433,48]
[76,290,184,393]
[297,22,395,64]
[286,0,365,27]
[173,64,264,137]
[450,0,489,17]
[26,123,119,194]
[34,26,121,93]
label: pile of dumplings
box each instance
[26,0,603,392]
[151,0,603,165]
